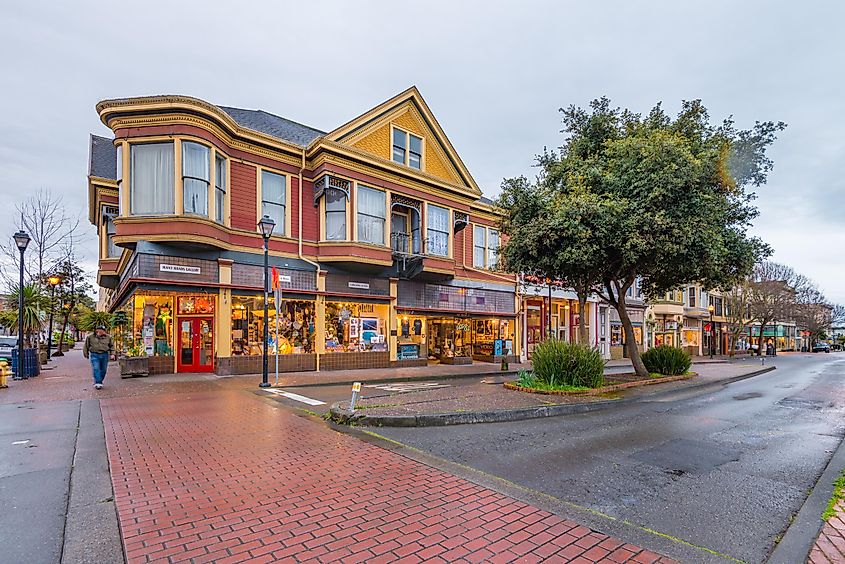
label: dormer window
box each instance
[392,127,423,170]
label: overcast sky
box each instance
[2,1,843,303]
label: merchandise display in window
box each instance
[325,302,388,353]
[231,296,315,356]
[132,295,174,357]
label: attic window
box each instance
[392,127,422,170]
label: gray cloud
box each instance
[0,0,842,302]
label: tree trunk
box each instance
[617,298,648,378]
[757,318,769,356]
[577,292,589,346]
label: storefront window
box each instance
[178,296,215,315]
[428,318,471,359]
[472,318,514,358]
[398,315,428,359]
[231,296,315,355]
[132,295,174,356]
[325,302,389,353]
[610,324,622,346]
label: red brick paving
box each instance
[101,389,677,563]
[809,500,845,563]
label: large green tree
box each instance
[498,98,783,377]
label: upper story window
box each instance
[214,154,226,224]
[688,286,696,307]
[130,143,174,215]
[357,185,386,245]
[487,229,499,268]
[472,225,499,269]
[116,145,123,185]
[325,188,347,241]
[473,225,486,268]
[261,171,286,236]
[427,205,449,257]
[392,127,423,170]
[105,215,118,257]
[182,141,209,216]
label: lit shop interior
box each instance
[396,314,515,362]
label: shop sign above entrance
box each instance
[348,281,370,290]
[160,264,201,275]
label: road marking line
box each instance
[365,382,450,392]
[12,440,29,445]
[263,389,325,406]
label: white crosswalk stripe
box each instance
[262,389,326,405]
[364,382,450,392]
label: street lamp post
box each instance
[545,277,553,340]
[13,230,30,380]
[257,214,276,388]
[46,275,61,360]
[707,304,715,359]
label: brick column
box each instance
[389,278,398,362]
[315,270,327,371]
[216,259,233,361]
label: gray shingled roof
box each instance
[479,195,495,205]
[89,134,117,179]
[219,106,325,147]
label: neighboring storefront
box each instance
[396,280,518,364]
[609,306,645,360]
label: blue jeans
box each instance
[90,352,109,385]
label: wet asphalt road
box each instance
[374,354,845,563]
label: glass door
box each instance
[177,317,214,372]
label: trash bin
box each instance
[11,348,41,379]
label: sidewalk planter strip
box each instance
[503,373,696,396]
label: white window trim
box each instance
[256,167,291,237]
[355,184,388,246]
[472,224,499,269]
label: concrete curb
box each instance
[767,418,845,563]
[330,365,777,427]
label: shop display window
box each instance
[178,296,215,315]
[132,295,174,356]
[325,302,388,353]
[471,318,514,357]
[398,315,427,359]
[231,296,315,356]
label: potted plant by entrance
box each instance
[119,341,149,378]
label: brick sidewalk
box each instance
[102,390,675,563]
[808,500,845,563]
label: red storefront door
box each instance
[177,317,214,372]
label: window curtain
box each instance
[261,171,286,235]
[473,225,486,268]
[357,186,385,244]
[487,230,499,268]
[131,143,174,215]
[182,142,209,216]
[215,155,226,223]
[427,205,449,256]
[325,188,346,240]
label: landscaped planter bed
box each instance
[504,372,696,396]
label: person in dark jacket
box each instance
[83,326,114,389]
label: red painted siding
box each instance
[231,162,256,231]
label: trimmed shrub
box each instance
[641,345,692,376]
[531,339,605,388]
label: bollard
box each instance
[761,356,765,366]
[0,360,8,388]
[501,356,508,372]
[349,382,362,410]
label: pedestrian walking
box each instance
[83,325,114,389]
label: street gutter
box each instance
[767,418,845,563]
[331,365,777,427]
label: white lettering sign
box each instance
[348,282,370,290]
[278,274,292,283]
[160,264,201,275]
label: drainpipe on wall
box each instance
[297,148,322,371]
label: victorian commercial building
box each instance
[88,88,519,375]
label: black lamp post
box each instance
[13,230,30,380]
[46,275,61,360]
[707,304,715,359]
[257,214,275,388]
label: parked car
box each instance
[0,336,18,362]
[812,342,831,353]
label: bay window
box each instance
[214,154,226,224]
[106,216,118,257]
[473,225,486,268]
[357,185,386,245]
[426,205,449,257]
[261,171,286,235]
[182,141,209,216]
[130,143,174,215]
[325,188,347,240]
